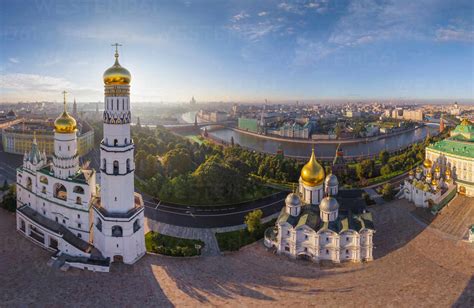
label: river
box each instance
[181,112,438,160]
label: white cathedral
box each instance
[15,46,145,272]
[264,149,375,263]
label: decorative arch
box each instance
[53,183,67,201]
[73,186,84,194]
[113,160,119,175]
[26,177,32,190]
[112,225,123,237]
[76,196,82,205]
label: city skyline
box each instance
[1,0,473,103]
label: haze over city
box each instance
[1,0,473,103]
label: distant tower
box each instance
[96,102,99,113]
[190,96,196,105]
[72,98,78,117]
[53,91,79,179]
[137,116,141,127]
[439,117,445,133]
[93,44,145,264]
[332,144,346,177]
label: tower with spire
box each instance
[92,44,145,264]
[72,98,78,117]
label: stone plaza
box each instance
[0,197,472,307]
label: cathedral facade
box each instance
[15,47,145,271]
[264,150,375,263]
[402,119,474,210]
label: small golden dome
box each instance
[461,118,471,126]
[300,148,325,187]
[426,172,432,178]
[445,169,451,175]
[423,158,432,168]
[54,92,77,134]
[103,46,131,85]
[431,179,438,186]
[409,170,415,175]
[435,165,440,172]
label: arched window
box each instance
[113,160,119,175]
[39,176,48,184]
[42,186,46,194]
[103,159,106,171]
[114,139,118,146]
[111,99,113,110]
[133,219,140,233]
[122,99,124,110]
[53,183,67,201]
[76,196,82,205]
[124,138,128,145]
[112,225,123,237]
[73,186,84,194]
[26,177,32,190]
[126,159,131,172]
[116,100,119,110]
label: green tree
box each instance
[379,150,389,165]
[162,149,193,177]
[356,159,375,180]
[380,164,392,176]
[381,183,394,200]
[245,209,263,234]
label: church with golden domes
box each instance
[14,45,145,271]
[264,149,375,263]
[402,118,474,210]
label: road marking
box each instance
[144,198,285,217]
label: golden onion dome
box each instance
[415,166,422,173]
[431,179,438,186]
[54,93,77,134]
[300,148,325,187]
[103,45,131,85]
[435,165,440,172]
[409,170,415,175]
[445,168,451,175]
[423,158,432,168]
[461,118,471,126]
[426,172,432,178]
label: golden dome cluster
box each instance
[103,44,131,85]
[300,148,325,187]
[54,92,77,134]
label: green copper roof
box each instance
[428,139,474,159]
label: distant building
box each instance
[450,102,461,116]
[2,118,94,157]
[190,96,196,105]
[238,117,259,133]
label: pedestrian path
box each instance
[144,212,280,257]
[363,188,385,205]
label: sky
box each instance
[0,0,473,103]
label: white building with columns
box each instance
[402,119,474,211]
[265,149,375,263]
[15,46,145,271]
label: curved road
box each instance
[142,192,287,228]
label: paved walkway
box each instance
[145,212,280,256]
[363,188,385,205]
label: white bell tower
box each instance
[93,44,145,264]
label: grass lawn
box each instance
[216,219,276,252]
[145,232,205,257]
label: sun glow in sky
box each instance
[0,0,473,103]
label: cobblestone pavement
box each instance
[1,199,473,307]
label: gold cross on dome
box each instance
[112,43,122,58]
[62,90,67,111]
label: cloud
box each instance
[0,73,100,102]
[229,21,283,41]
[435,26,474,42]
[8,58,19,64]
[293,37,340,66]
[258,11,268,17]
[277,1,329,15]
[232,11,250,22]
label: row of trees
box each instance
[132,126,303,205]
